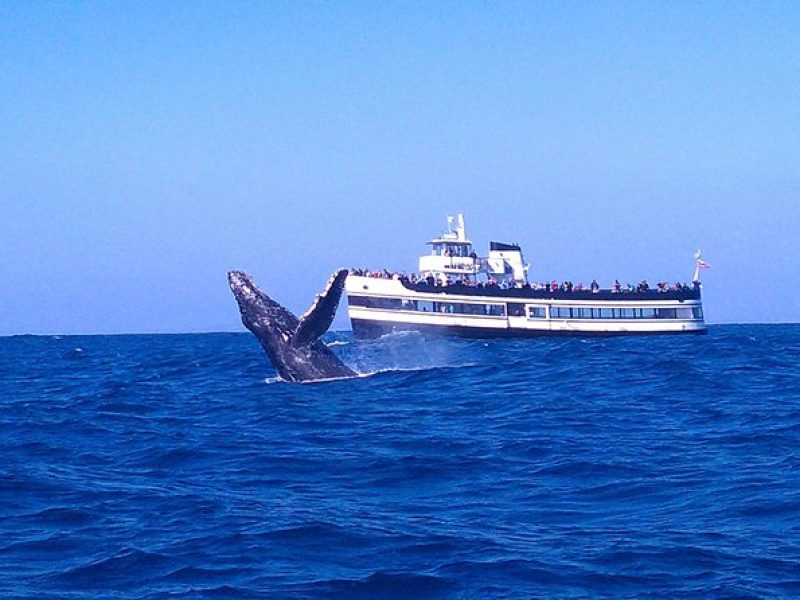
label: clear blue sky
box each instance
[1,2,798,335]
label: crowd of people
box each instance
[348,268,697,294]
[348,268,401,279]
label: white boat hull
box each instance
[345,276,707,338]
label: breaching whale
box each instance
[228,269,357,382]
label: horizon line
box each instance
[2,322,798,339]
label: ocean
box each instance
[1,325,799,598]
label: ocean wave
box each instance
[53,548,177,589]
[293,571,456,598]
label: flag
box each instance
[697,259,711,269]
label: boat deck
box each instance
[399,279,701,302]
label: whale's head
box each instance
[228,270,259,307]
[228,270,297,350]
[228,270,263,310]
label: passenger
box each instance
[575,282,584,291]
[590,279,599,293]
[613,279,621,293]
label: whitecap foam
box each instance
[353,362,480,379]
[263,373,359,385]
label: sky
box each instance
[1,1,798,335]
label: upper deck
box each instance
[418,214,528,284]
[398,278,701,302]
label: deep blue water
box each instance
[2,325,800,598]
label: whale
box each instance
[228,269,357,382]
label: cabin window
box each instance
[692,307,704,319]
[487,304,506,317]
[348,296,402,309]
[455,302,505,316]
[656,308,677,319]
[470,303,491,315]
[527,306,546,319]
[508,303,525,317]
[377,297,401,309]
[349,295,366,306]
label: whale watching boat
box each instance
[345,214,707,338]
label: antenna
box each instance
[692,249,704,283]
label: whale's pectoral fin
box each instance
[292,269,349,347]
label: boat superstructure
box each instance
[345,214,707,338]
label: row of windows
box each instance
[497,304,702,320]
[430,243,473,258]
[349,296,702,321]
[546,306,703,320]
[349,296,506,317]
